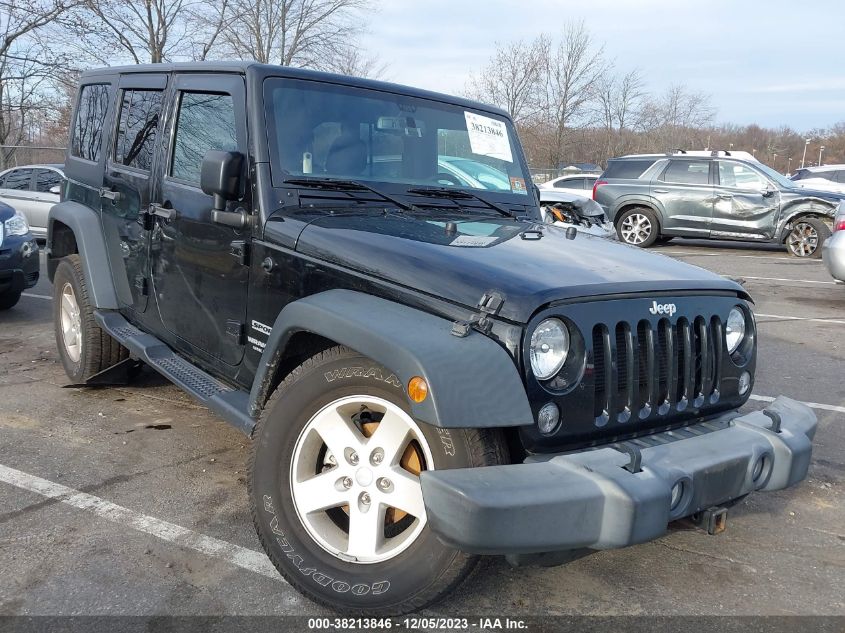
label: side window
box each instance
[71,84,110,162]
[170,92,237,184]
[114,89,163,171]
[585,177,597,189]
[662,160,710,185]
[718,162,767,190]
[835,171,845,184]
[553,179,569,188]
[0,169,33,190]
[34,169,62,193]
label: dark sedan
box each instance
[0,201,40,309]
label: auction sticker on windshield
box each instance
[465,111,513,162]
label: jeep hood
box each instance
[283,212,745,323]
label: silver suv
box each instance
[594,150,841,257]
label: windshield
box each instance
[264,78,530,196]
[755,163,796,189]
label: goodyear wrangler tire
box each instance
[249,346,507,614]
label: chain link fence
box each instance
[0,145,67,169]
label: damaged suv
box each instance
[48,62,817,614]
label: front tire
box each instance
[786,217,831,258]
[0,290,21,310]
[616,207,660,247]
[53,254,129,383]
[249,346,507,614]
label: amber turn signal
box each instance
[408,376,428,403]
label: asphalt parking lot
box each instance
[0,240,842,618]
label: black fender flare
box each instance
[47,201,118,309]
[248,289,534,429]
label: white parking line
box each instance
[21,293,51,300]
[739,276,836,285]
[0,463,282,582]
[756,313,845,326]
[664,250,812,263]
[750,395,845,415]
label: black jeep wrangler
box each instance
[48,62,817,614]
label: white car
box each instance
[538,189,616,239]
[790,165,845,194]
[0,164,64,239]
[539,173,599,197]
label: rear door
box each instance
[101,73,167,314]
[149,73,250,367]
[651,159,714,236]
[0,168,40,232]
[711,160,778,238]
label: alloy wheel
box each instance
[60,282,82,363]
[620,213,652,245]
[787,222,819,257]
[289,395,433,564]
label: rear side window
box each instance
[602,159,655,180]
[114,89,164,171]
[71,84,110,162]
[34,169,62,193]
[662,160,710,185]
[170,92,237,184]
[0,168,33,190]
[835,171,845,184]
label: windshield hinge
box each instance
[451,291,505,337]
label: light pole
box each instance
[773,153,778,170]
[801,138,810,168]
[819,145,825,166]
[788,157,792,174]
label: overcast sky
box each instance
[361,0,844,131]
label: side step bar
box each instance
[94,310,256,435]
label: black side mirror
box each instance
[201,150,246,227]
[762,184,776,198]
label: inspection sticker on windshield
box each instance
[464,112,513,163]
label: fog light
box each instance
[670,480,685,511]
[537,402,560,435]
[738,371,751,395]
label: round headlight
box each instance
[726,307,747,354]
[530,318,570,380]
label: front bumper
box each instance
[822,229,845,282]
[0,235,40,294]
[420,396,816,554]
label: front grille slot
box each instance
[592,313,724,426]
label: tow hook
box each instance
[690,506,728,535]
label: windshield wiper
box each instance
[406,186,520,220]
[284,177,423,214]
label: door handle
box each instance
[653,188,669,194]
[99,187,123,202]
[148,202,176,220]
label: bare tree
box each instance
[638,83,715,149]
[536,22,607,168]
[0,0,81,168]
[217,0,369,69]
[322,45,387,79]
[594,67,645,159]
[464,37,545,123]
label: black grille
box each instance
[592,316,723,426]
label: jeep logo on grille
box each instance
[649,301,677,316]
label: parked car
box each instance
[0,164,64,239]
[594,150,841,257]
[822,201,845,282]
[538,189,615,239]
[539,173,598,197]
[49,63,817,614]
[790,165,845,194]
[0,201,40,309]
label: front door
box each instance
[651,159,714,236]
[101,74,167,313]
[149,73,250,367]
[711,160,779,239]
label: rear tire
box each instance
[0,290,21,310]
[249,346,507,614]
[53,254,129,383]
[786,217,831,258]
[616,207,660,247]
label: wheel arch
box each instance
[777,206,835,243]
[613,200,663,228]
[47,201,118,309]
[248,290,534,430]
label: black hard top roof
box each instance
[80,61,510,119]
